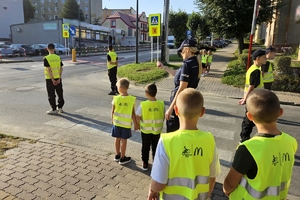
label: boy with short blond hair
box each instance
[224,89,298,199]
[111,78,138,165]
[136,83,165,171]
[148,88,220,200]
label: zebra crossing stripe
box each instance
[206,105,238,114]
[199,126,235,140]
[218,148,234,166]
[201,114,236,124]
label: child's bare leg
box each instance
[115,138,121,155]
[120,139,127,157]
[207,65,210,73]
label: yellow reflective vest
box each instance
[230,133,297,200]
[113,95,135,128]
[107,51,117,70]
[202,54,207,64]
[262,61,274,83]
[160,130,216,200]
[207,55,213,63]
[244,65,263,94]
[44,54,62,79]
[140,100,164,134]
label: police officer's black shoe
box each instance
[108,91,115,95]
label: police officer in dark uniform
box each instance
[157,39,202,132]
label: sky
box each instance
[102,0,198,16]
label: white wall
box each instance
[0,0,24,40]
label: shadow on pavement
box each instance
[277,119,300,127]
[294,155,300,167]
[205,108,243,119]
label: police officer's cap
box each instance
[252,49,266,60]
[177,39,197,53]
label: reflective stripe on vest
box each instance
[160,130,215,200]
[162,191,208,200]
[230,132,297,200]
[238,177,288,199]
[44,54,61,79]
[113,95,135,128]
[107,51,117,69]
[263,62,274,83]
[244,65,263,94]
[140,100,164,134]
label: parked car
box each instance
[9,44,35,56]
[0,44,15,57]
[53,43,70,54]
[198,44,217,52]
[31,44,48,56]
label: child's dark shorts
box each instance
[111,125,132,139]
[202,63,207,68]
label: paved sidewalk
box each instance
[0,140,228,200]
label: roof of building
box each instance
[101,11,147,28]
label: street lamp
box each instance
[78,1,82,56]
[135,0,139,63]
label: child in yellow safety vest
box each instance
[201,49,208,77]
[224,89,297,199]
[148,88,221,200]
[136,83,165,171]
[206,50,213,75]
[111,78,139,165]
[261,46,276,90]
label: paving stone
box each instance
[7,179,25,187]
[51,160,65,167]
[61,192,82,200]
[85,160,101,168]
[21,176,39,185]
[23,169,40,178]
[63,154,76,160]
[100,169,116,179]
[61,176,79,185]
[75,173,92,182]
[61,183,80,193]
[48,178,66,188]
[47,186,66,197]
[20,183,38,193]
[35,174,52,182]
[2,164,17,170]
[26,164,41,171]
[3,195,18,200]
[48,171,66,179]
[15,162,30,168]
[0,175,13,182]
[46,194,64,200]
[88,178,107,189]
[63,163,77,170]
[98,164,113,172]
[87,172,105,181]
[37,167,53,175]
[100,177,118,187]
[76,190,96,200]
[73,151,86,158]
[10,172,26,180]
[34,181,52,191]
[4,185,22,196]
[16,191,35,200]
[86,165,101,173]
[0,190,10,199]
[51,156,65,161]
[32,188,51,199]
[76,181,94,190]
[62,169,78,177]
[38,162,53,169]
[62,149,74,155]
[1,169,15,176]
[74,167,90,175]
[89,187,109,198]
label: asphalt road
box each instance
[0,50,299,197]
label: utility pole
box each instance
[78,2,81,56]
[161,0,170,63]
[135,0,139,63]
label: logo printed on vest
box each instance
[182,146,192,157]
[282,152,290,162]
[148,107,159,112]
[194,147,203,156]
[118,102,129,106]
[272,155,278,166]
[182,146,204,158]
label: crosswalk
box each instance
[43,94,243,170]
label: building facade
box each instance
[0,0,24,41]
[30,0,102,24]
[254,0,300,50]
[102,7,136,22]
[101,11,149,43]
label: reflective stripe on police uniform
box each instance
[230,132,297,200]
[244,65,263,94]
[107,51,117,70]
[113,95,135,128]
[44,54,61,79]
[140,100,164,134]
[160,130,215,200]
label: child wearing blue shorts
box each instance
[111,78,139,165]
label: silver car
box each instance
[0,45,15,57]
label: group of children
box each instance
[110,59,297,200]
[201,49,213,77]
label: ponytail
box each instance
[190,47,202,78]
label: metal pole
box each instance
[78,2,81,56]
[135,0,139,63]
[157,36,159,61]
[161,0,170,63]
[151,36,153,62]
[247,0,259,70]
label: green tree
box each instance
[194,0,280,54]
[23,0,35,23]
[92,17,101,25]
[169,10,189,47]
[60,0,85,21]
[187,12,210,44]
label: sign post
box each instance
[69,25,76,56]
[148,14,161,62]
[62,24,70,56]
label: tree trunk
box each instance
[237,35,244,54]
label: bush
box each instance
[238,53,252,67]
[273,56,292,74]
[227,59,241,68]
[256,39,265,45]
[221,64,246,88]
[272,74,300,92]
[242,48,259,54]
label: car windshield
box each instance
[21,45,30,48]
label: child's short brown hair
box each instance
[246,89,280,124]
[176,88,204,120]
[145,83,157,97]
[117,78,130,89]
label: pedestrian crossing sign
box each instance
[148,14,161,37]
[62,23,69,38]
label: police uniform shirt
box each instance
[173,56,200,93]
[232,133,282,179]
[249,69,261,88]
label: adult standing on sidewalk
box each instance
[157,39,202,132]
[238,49,266,142]
[107,45,119,95]
[261,46,276,90]
[44,43,64,115]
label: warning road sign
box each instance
[148,14,161,37]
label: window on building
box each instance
[35,10,38,14]
[54,15,58,19]
[55,7,58,11]
[49,15,52,19]
[111,20,116,28]
[41,0,44,3]
[85,14,89,19]
[48,7,52,11]
[41,14,45,19]
[85,6,88,11]
[141,23,143,28]
[41,7,45,11]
